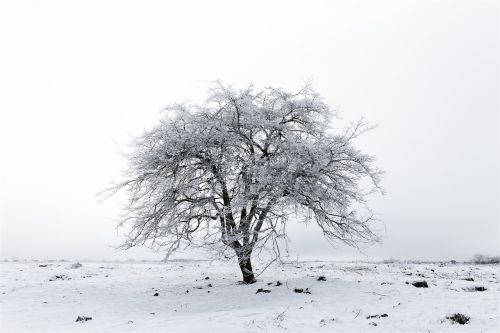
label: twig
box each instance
[361,291,387,297]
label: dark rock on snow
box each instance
[267,281,282,286]
[256,288,271,294]
[411,281,428,288]
[294,288,311,294]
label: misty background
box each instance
[0,0,498,262]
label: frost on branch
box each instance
[110,82,383,283]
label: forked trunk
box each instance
[237,253,255,284]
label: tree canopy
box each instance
[111,83,383,282]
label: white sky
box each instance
[0,0,498,261]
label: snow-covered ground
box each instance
[1,260,498,332]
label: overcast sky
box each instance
[0,0,498,262]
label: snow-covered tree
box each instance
[111,83,383,283]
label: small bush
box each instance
[446,313,470,325]
[49,275,71,281]
[382,258,400,264]
[471,254,500,264]
[69,262,82,269]
[75,316,92,323]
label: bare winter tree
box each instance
[110,83,383,283]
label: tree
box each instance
[111,83,383,284]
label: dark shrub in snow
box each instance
[447,313,470,325]
[366,314,388,319]
[471,254,500,264]
[381,258,400,264]
[49,275,71,281]
[75,316,92,323]
[70,262,82,269]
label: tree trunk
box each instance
[237,253,256,284]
